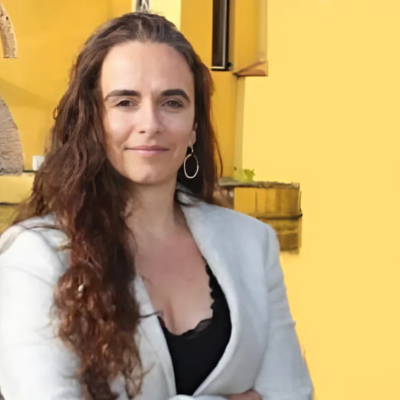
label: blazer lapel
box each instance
[134,277,176,396]
[180,196,241,394]
[134,191,242,396]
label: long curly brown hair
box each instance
[13,12,222,399]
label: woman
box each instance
[0,12,312,400]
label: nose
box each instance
[136,100,162,136]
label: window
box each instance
[212,0,230,70]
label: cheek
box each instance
[166,113,194,144]
[104,111,132,148]
[168,125,193,159]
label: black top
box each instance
[159,265,232,395]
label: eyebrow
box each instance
[104,89,191,103]
[161,89,190,103]
[104,90,140,102]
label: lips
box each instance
[127,145,168,151]
[126,144,169,157]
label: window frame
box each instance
[212,0,230,71]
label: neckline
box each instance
[158,264,217,338]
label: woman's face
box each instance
[101,41,196,186]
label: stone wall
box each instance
[0,95,23,175]
[0,2,23,175]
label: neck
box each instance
[126,179,183,239]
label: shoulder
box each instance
[0,214,69,285]
[179,186,275,242]
[0,213,67,248]
[184,199,279,261]
[197,201,276,241]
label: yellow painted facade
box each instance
[150,0,182,29]
[0,0,131,171]
[211,72,236,176]
[1,1,400,399]
[229,0,260,71]
[244,1,400,400]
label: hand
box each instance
[227,389,261,400]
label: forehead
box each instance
[100,41,194,96]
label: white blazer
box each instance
[0,193,313,400]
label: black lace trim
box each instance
[158,264,220,339]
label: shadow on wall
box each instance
[0,77,55,110]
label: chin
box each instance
[125,172,176,187]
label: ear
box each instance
[189,125,197,146]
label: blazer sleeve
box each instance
[167,228,313,400]
[0,227,83,400]
[168,397,225,400]
[252,225,313,400]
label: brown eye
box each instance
[116,100,133,107]
[165,100,183,109]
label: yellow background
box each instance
[0,0,130,170]
[1,0,400,399]
[239,1,400,399]
[242,3,400,399]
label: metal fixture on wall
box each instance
[135,0,150,12]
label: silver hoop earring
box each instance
[184,145,199,179]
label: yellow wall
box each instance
[0,0,131,171]
[211,71,236,176]
[233,77,245,168]
[229,0,260,71]
[241,1,400,399]
[150,0,182,29]
[180,0,213,68]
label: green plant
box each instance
[233,167,256,182]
